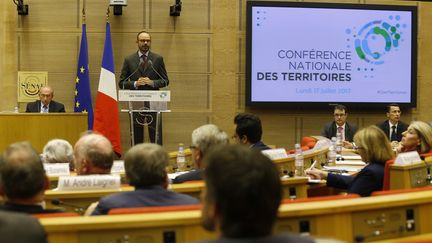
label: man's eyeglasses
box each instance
[334,113,346,117]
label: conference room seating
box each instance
[108,204,202,215]
[371,185,432,197]
[39,188,432,243]
[281,193,360,204]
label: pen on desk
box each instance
[309,160,317,170]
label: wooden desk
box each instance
[44,178,309,212]
[0,113,87,152]
[39,189,432,243]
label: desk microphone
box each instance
[51,199,85,214]
[148,60,169,88]
[121,59,144,89]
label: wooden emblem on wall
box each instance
[17,71,48,102]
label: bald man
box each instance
[73,133,114,175]
[26,86,65,113]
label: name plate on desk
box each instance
[57,175,121,191]
[262,148,288,160]
[395,151,422,165]
[111,160,125,174]
[43,163,70,176]
[118,90,171,102]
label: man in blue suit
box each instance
[91,143,198,215]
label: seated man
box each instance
[197,145,313,243]
[25,86,65,113]
[233,113,270,151]
[73,133,114,175]
[321,104,357,145]
[0,211,48,243]
[377,104,409,143]
[91,143,199,215]
[0,142,62,214]
[172,124,229,183]
[41,138,75,171]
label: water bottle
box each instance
[335,131,343,155]
[14,106,19,113]
[176,143,186,172]
[328,137,337,165]
[294,143,305,177]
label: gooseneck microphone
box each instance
[148,60,169,88]
[51,199,85,214]
[121,59,144,89]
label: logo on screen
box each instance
[346,16,406,65]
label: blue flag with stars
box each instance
[74,23,94,130]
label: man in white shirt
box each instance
[377,104,409,144]
[321,104,357,143]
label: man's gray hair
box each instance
[192,124,229,156]
[42,139,74,164]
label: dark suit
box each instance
[321,121,357,142]
[326,163,384,197]
[0,202,64,214]
[377,120,409,142]
[25,100,65,113]
[251,141,271,151]
[172,169,203,184]
[119,51,169,145]
[0,211,48,243]
[194,234,314,243]
[91,185,199,215]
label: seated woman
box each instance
[306,125,394,197]
[41,139,74,171]
[396,121,432,155]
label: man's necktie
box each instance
[337,126,344,140]
[391,125,397,141]
[42,105,48,113]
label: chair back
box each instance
[371,185,432,196]
[382,159,395,191]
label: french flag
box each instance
[93,22,122,156]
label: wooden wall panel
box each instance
[168,74,210,109]
[19,0,78,29]
[149,0,212,31]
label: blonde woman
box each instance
[307,125,394,197]
[396,121,432,155]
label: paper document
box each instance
[342,155,362,160]
[335,160,366,166]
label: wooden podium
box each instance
[0,113,87,152]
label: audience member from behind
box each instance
[0,142,62,214]
[74,133,114,175]
[42,138,74,171]
[321,104,357,147]
[308,125,394,197]
[233,113,270,151]
[0,211,48,243]
[172,124,229,184]
[197,145,314,243]
[25,85,65,113]
[91,143,199,215]
[377,104,409,145]
[396,121,432,155]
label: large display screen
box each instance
[246,1,417,108]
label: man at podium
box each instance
[118,31,169,145]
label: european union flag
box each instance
[74,23,94,130]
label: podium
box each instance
[119,90,171,145]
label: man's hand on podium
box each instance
[136,77,154,87]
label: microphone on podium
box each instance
[51,199,85,214]
[147,60,169,88]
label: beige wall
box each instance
[0,0,431,153]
